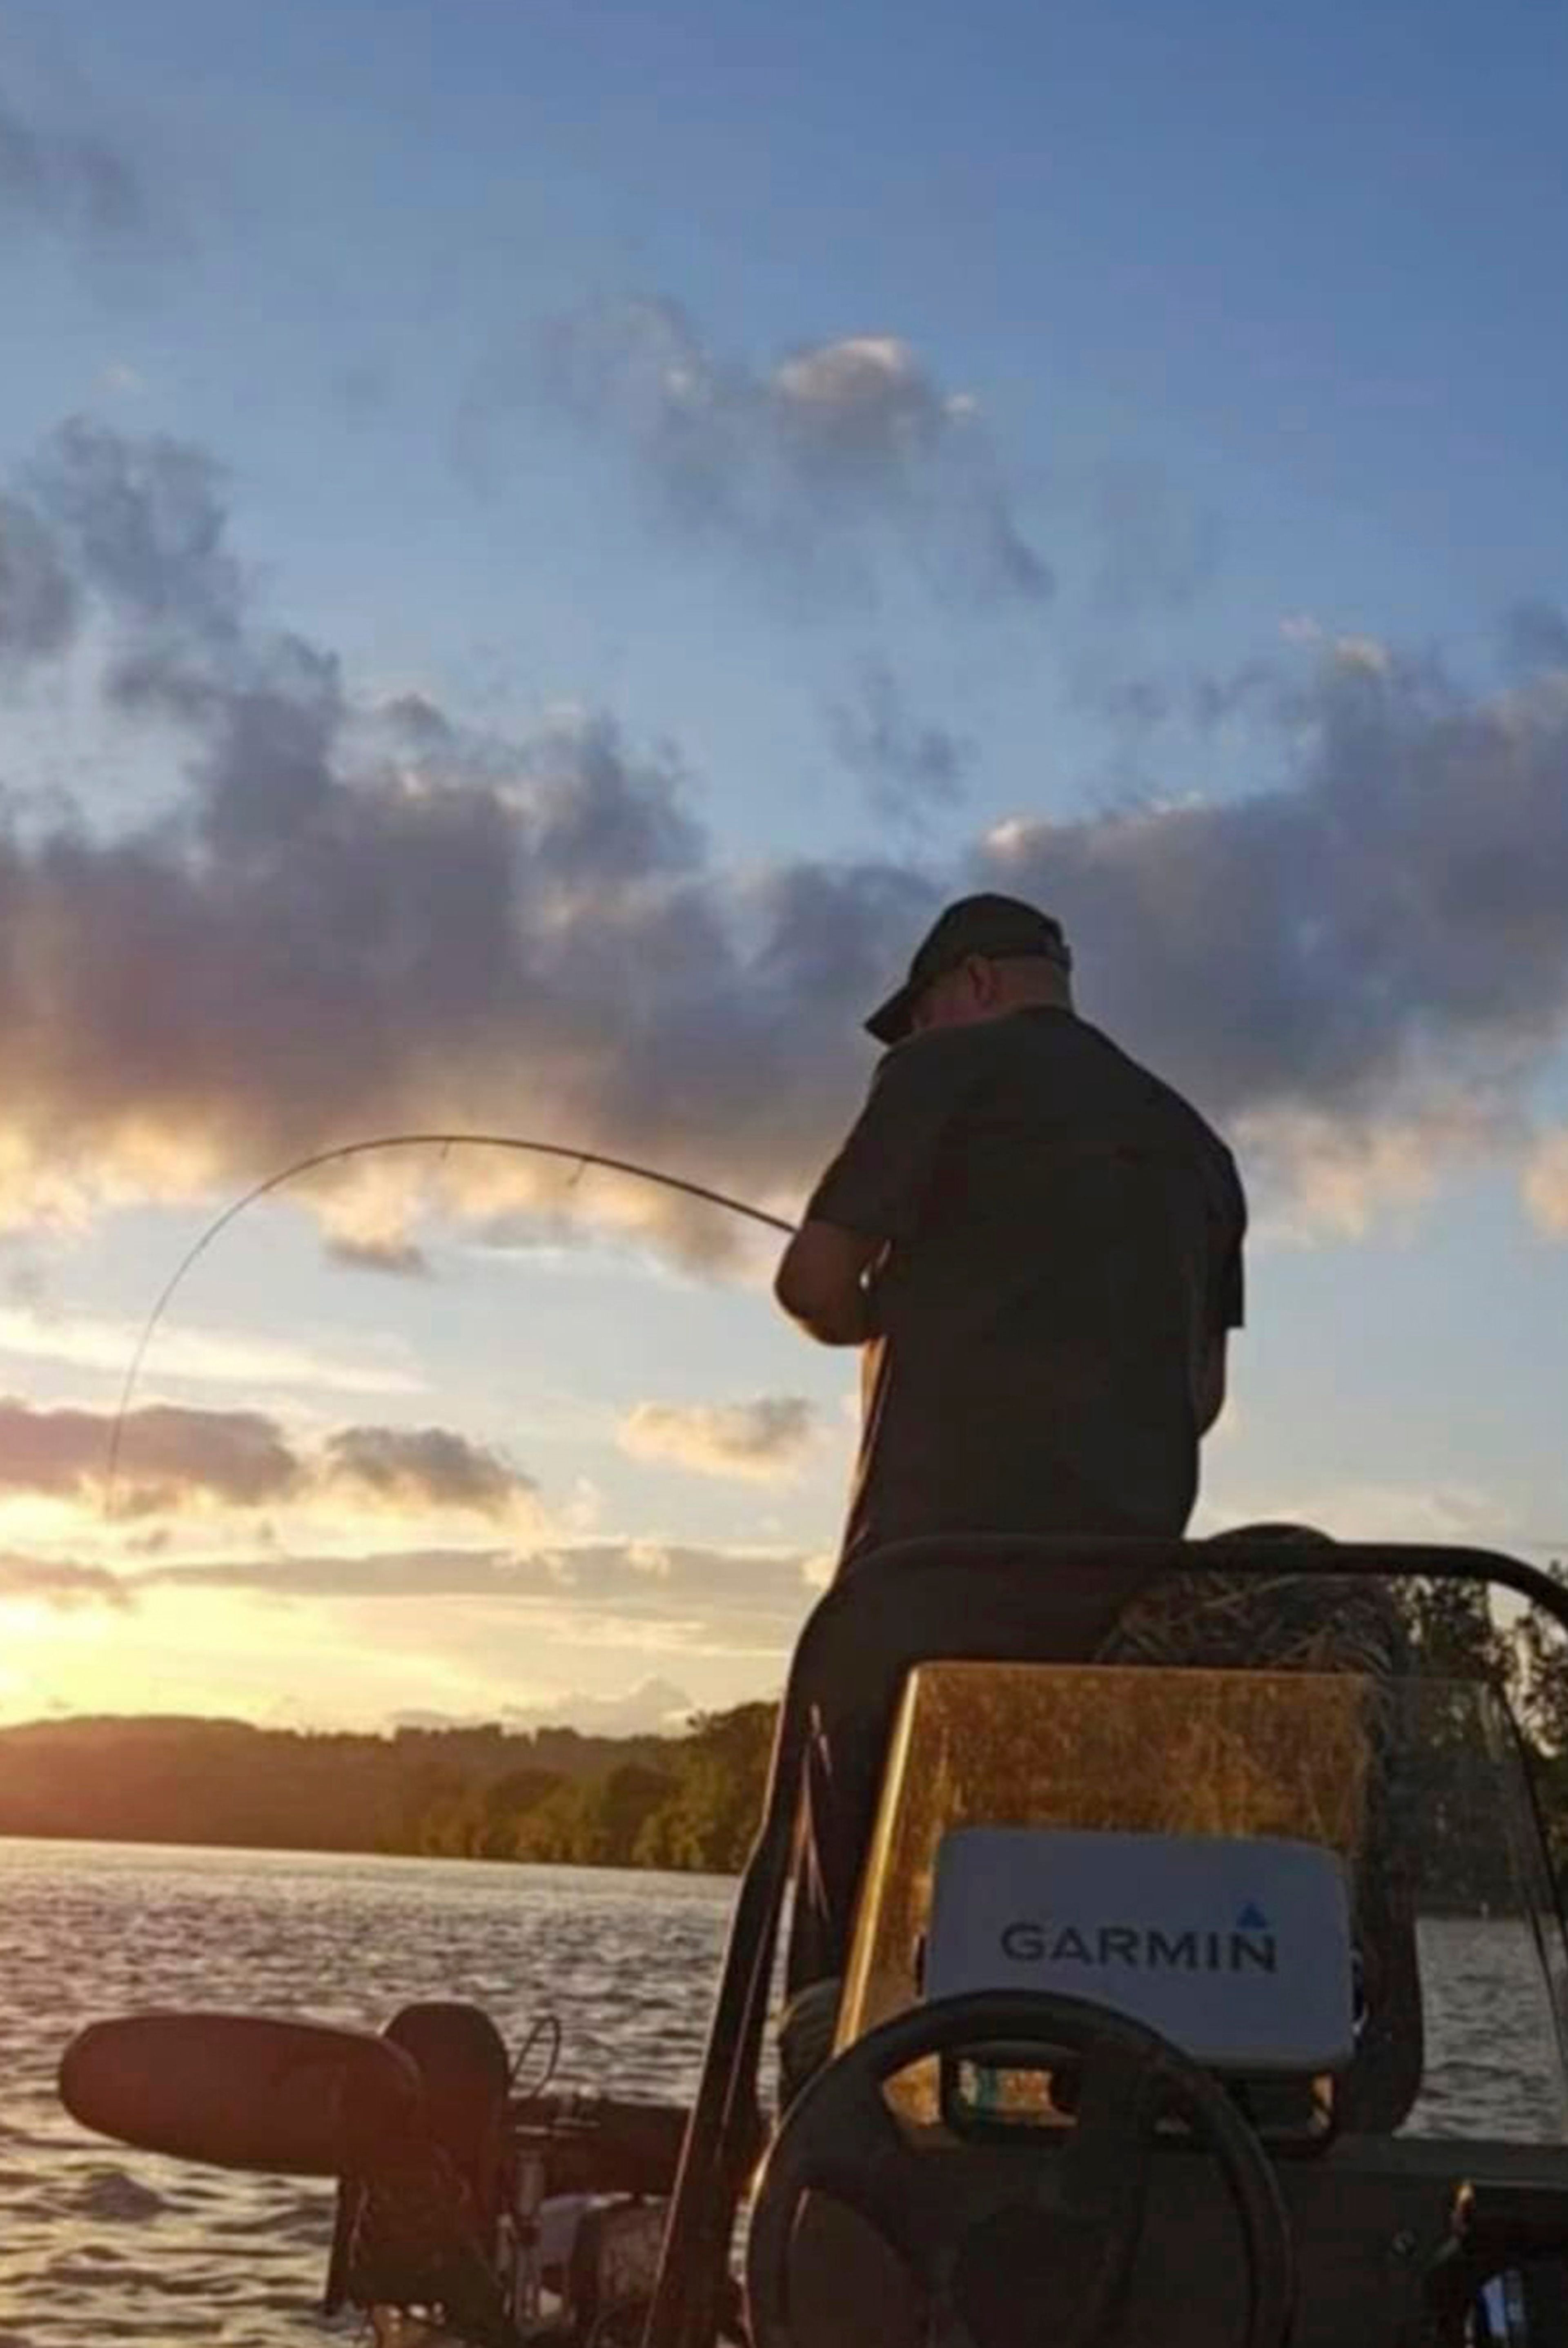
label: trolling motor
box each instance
[60,2001,686,2346]
[60,2005,524,2341]
[325,2003,521,2344]
[330,2003,682,2342]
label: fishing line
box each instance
[102,1132,796,1517]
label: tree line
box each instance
[0,1702,777,1876]
[388,1700,776,1871]
[2,1571,1566,1891]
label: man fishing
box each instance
[774,890,1247,1562]
[771,890,1250,2027]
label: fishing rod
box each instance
[102,1132,797,1517]
[99,1138,1568,1571]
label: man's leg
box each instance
[788,1696,889,1991]
[785,1551,1162,2001]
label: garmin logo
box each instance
[999,1904,1277,1976]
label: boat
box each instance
[56,1530,1568,2344]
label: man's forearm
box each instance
[772,1222,885,1347]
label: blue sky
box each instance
[2,0,1567,1732]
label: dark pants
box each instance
[785,1558,1161,1995]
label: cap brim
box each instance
[864,984,916,1045]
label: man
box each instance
[772,893,1248,2018]
[775,891,1246,1564]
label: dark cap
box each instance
[864,892,1072,1044]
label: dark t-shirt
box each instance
[804,1007,1246,1560]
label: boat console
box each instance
[650,1536,1568,2348]
[55,1534,1568,2346]
[748,1648,1568,2345]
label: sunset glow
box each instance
[3,0,1568,1739]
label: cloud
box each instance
[0,1550,133,1610]
[0,497,78,666]
[0,420,933,1261]
[0,1397,298,1517]
[826,660,973,826]
[1523,1131,1568,1236]
[512,299,1053,607]
[28,418,243,644]
[325,1234,432,1277]
[618,1396,816,1481]
[321,1425,535,1520]
[1077,642,1343,747]
[981,637,1568,1221]
[0,1307,421,1398]
[140,1546,528,1598]
[138,1539,823,1655]
[506,1673,697,1733]
[1193,1477,1506,1549]
[5,415,1568,1258]
[0,97,149,246]
[0,1395,538,1526]
[1503,601,1568,677]
[389,1674,697,1735]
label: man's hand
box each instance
[773,1221,887,1347]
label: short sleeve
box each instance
[804,1034,970,1243]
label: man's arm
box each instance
[775,1032,966,1348]
[773,1223,886,1347]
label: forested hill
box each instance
[0,1706,776,1874]
[4,1576,1568,1891]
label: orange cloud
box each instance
[0,1551,132,1609]
[618,1397,816,1481]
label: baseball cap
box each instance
[864,892,1072,1044]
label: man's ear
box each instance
[969,954,1002,1010]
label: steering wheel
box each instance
[746,1990,1295,2348]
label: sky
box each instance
[2,0,1568,1737]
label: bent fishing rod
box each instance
[103,1132,797,1517]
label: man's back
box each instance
[806,1005,1245,1559]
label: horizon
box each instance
[0,1673,716,1739]
[4,0,1568,1739]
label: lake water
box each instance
[1,1837,1564,2345]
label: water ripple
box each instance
[1,1839,731,2345]
[1,1838,1560,2341]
